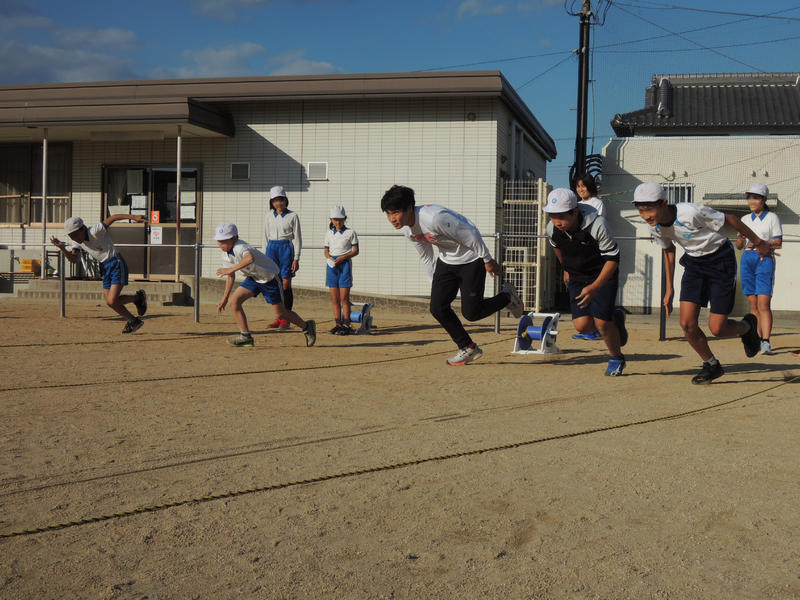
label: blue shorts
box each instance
[265,239,295,280]
[568,275,618,322]
[101,255,129,290]
[679,242,736,315]
[740,250,775,296]
[326,258,353,288]
[239,276,284,305]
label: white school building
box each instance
[0,71,556,304]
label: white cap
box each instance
[543,188,578,213]
[330,205,346,219]
[633,182,667,204]
[64,216,85,234]
[269,185,287,200]
[747,183,768,198]
[213,222,238,241]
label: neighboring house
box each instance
[0,71,555,300]
[602,72,800,314]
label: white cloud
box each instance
[267,49,341,76]
[0,40,138,84]
[518,0,562,11]
[54,27,139,50]
[457,1,510,20]
[150,42,266,79]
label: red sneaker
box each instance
[268,318,282,328]
[278,319,290,329]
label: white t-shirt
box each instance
[324,227,359,257]
[264,210,302,258]
[221,239,280,283]
[649,203,728,257]
[581,197,606,218]
[740,211,782,250]
[70,222,116,263]
[401,204,492,280]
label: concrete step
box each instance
[15,279,190,305]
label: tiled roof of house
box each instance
[611,73,800,136]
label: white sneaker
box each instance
[501,282,524,318]
[446,344,483,366]
[760,340,774,355]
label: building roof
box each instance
[0,71,556,157]
[611,72,800,137]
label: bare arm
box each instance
[216,251,254,277]
[49,236,81,264]
[217,273,236,313]
[103,213,145,227]
[663,244,676,317]
[725,214,769,256]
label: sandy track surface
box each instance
[1,297,798,599]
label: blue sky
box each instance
[2,0,799,187]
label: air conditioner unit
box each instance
[307,162,328,181]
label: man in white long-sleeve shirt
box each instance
[381,185,524,365]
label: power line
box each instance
[516,54,575,90]
[612,3,765,72]
[596,33,800,53]
[612,1,800,21]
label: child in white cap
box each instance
[544,188,628,376]
[633,182,768,384]
[50,213,148,333]
[214,222,315,347]
[324,205,359,335]
[734,183,782,355]
[381,185,524,365]
[264,185,302,328]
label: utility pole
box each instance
[571,0,592,188]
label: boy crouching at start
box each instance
[544,188,628,376]
[214,222,316,348]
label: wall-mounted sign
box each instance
[151,210,160,224]
[150,227,163,245]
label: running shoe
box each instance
[604,356,626,376]
[122,317,144,334]
[227,334,254,347]
[446,344,483,365]
[303,320,317,347]
[740,314,761,358]
[501,282,524,318]
[338,325,355,336]
[613,307,628,347]
[760,340,774,355]
[329,324,343,334]
[572,331,603,341]
[278,318,291,329]
[691,361,724,385]
[134,289,147,316]
[268,318,282,328]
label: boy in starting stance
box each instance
[381,185,524,365]
[544,188,628,376]
[633,182,768,384]
[215,222,316,348]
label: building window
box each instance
[663,182,694,204]
[306,162,328,181]
[0,143,72,225]
[230,162,250,180]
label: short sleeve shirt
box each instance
[324,227,359,257]
[581,197,606,218]
[649,204,727,257]
[741,211,782,249]
[546,204,620,283]
[70,222,116,263]
[221,239,280,283]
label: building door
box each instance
[103,166,200,280]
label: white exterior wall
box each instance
[64,96,506,297]
[602,135,800,312]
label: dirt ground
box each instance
[1,295,799,600]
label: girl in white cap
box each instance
[264,185,302,328]
[324,205,359,335]
[734,183,782,355]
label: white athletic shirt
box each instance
[220,239,280,283]
[740,210,782,251]
[401,204,492,280]
[581,197,606,218]
[69,222,117,263]
[649,203,728,257]
[264,210,302,258]
[324,227,359,257]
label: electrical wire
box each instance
[611,1,800,21]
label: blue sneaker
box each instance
[605,356,626,376]
[613,308,628,347]
[572,330,602,340]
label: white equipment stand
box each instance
[512,312,561,355]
